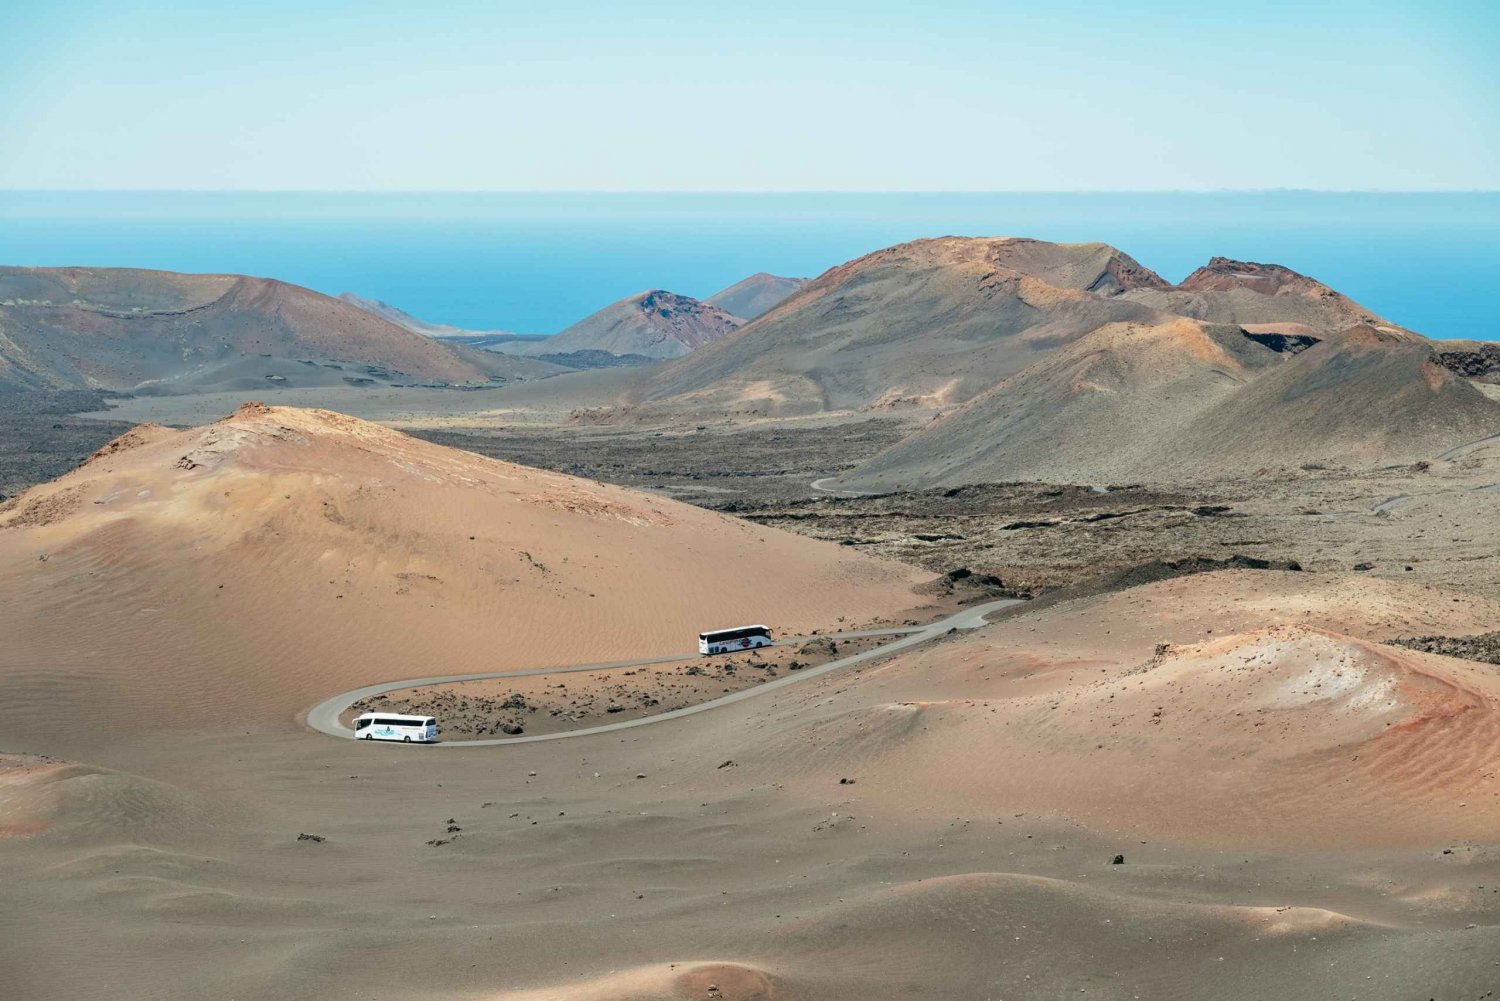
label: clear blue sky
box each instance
[2,0,1495,191]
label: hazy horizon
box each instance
[4,187,1499,194]
[5,189,1494,339]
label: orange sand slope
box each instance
[494,962,786,1001]
[0,404,928,735]
[0,753,220,843]
[742,570,1500,848]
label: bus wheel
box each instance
[362,733,372,740]
[403,736,412,742]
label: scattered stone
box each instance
[1388,632,1500,667]
[717,759,737,769]
[1111,854,1125,865]
[500,722,524,735]
[1437,343,1500,382]
[839,777,856,785]
[798,637,839,659]
[296,832,326,843]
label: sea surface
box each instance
[1,191,1495,340]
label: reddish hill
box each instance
[641,237,1172,415]
[1124,257,1414,337]
[842,321,1500,488]
[0,403,928,733]
[0,266,553,392]
[493,289,744,361]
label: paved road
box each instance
[809,476,874,497]
[305,598,1021,747]
[1437,431,1500,462]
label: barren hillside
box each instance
[842,322,1500,488]
[642,237,1173,415]
[0,266,557,392]
[0,403,928,737]
[494,290,743,361]
[705,272,809,320]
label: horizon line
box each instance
[3,188,1499,197]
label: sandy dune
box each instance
[8,401,1500,998]
[749,570,1500,848]
[494,961,786,1001]
[5,563,1500,999]
[0,403,928,744]
[0,753,222,845]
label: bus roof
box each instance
[353,712,434,722]
[699,624,770,637]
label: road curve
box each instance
[305,598,1022,747]
[809,476,874,497]
[1437,430,1500,462]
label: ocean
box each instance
[0,191,1495,340]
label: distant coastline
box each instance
[2,190,1496,340]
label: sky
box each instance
[2,1,1496,191]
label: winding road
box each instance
[306,598,1021,746]
[808,476,874,498]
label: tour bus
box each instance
[353,712,438,743]
[699,624,773,655]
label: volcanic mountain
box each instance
[841,321,1500,489]
[704,272,809,320]
[0,267,557,393]
[1122,257,1414,338]
[638,238,1446,419]
[0,403,927,735]
[495,290,743,361]
[640,237,1173,415]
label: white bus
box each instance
[699,624,773,655]
[353,712,438,743]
